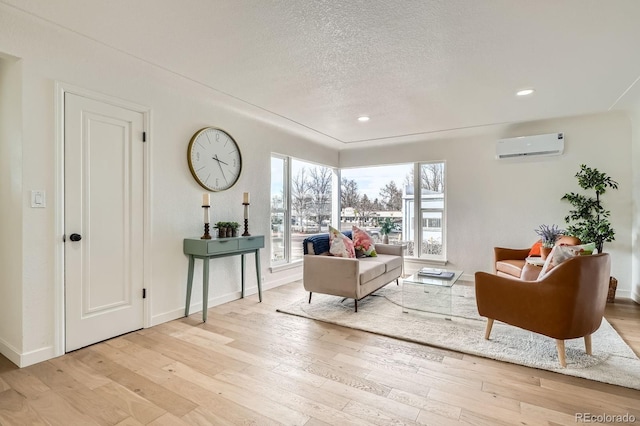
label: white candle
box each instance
[202,193,210,206]
[204,207,210,224]
[243,192,250,204]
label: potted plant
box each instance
[561,164,619,254]
[215,221,228,238]
[562,164,619,301]
[229,221,240,237]
[380,218,393,244]
[535,224,565,259]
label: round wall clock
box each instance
[187,127,242,192]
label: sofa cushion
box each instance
[359,254,402,273]
[352,226,377,257]
[329,226,355,258]
[496,259,525,278]
[358,260,386,284]
[304,230,352,255]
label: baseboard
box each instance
[0,337,57,368]
[150,277,301,327]
[0,337,20,367]
[263,271,303,288]
[19,346,57,367]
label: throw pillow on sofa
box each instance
[329,225,356,258]
[538,243,595,279]
[352,225,378,257]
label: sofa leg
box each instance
[584,334,592,355]
[484,318,494,340]
[396,278,399,286]
[354,299,358,312]
[308,292,312,304]
[556,340,567,368]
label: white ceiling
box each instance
[5,0,640,149]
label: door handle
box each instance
[69,233,82,242]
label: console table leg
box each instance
[185,255,195,317]
[241,254,246,298]
[255,249,262,302]
[202,259,210,322]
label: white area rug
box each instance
[277,283,640,390]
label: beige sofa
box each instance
[302,231,403,312]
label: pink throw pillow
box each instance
[352,226,378,257]
[329,226,355,258]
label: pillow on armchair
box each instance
[538,242,596,278]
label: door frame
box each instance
[54,82,152,357]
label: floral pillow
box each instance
[329,226,355,258]
[352,226,378,257]
[537,243,595,279]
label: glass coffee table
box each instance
[402,268,464,318]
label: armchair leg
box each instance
[354,299,358,312]
[584,334,592,355]
[396,278,399,286]
[484,318,494,340]
[556,340,567,367]
[308,292,312,304]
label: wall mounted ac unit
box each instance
[496,132,564,159]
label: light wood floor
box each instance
[1,281,639,425]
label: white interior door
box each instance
[65,93,145,352]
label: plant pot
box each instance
[607,276,617,303]
[382,234,389,244]
[218,227,227,238]
[540,246,553,260]
[232,229,238,237]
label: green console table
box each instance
[183,235,264,322]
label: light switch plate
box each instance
[31,190,46,208]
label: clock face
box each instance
[187,127,242,191]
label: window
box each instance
[418,162,445,258]
[270,155,335,266]
[341,162,446,260]
[340,164,411,241]
[271,157,445,265]
[270,156,286,263]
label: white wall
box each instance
[0,5,338,366]
[631,108,640,303]
[0,54,23,365]
[341,112,634,296]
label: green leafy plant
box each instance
[229,222,240,230]
[380,218,393,236]
[562,164,619,253]
[535,224,565,248]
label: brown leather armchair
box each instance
[495,236,581,281]
[475,253,611,367]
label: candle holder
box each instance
[242,202,251,236]
[201,205,212,239]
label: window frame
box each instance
[414,161,446,261]
[270,156,446,267]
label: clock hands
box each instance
[212,154,228,183]
[213,154,229,166]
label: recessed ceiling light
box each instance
[358,116,370,122]
[516,89,535,96]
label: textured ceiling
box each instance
[5,0,640,148]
